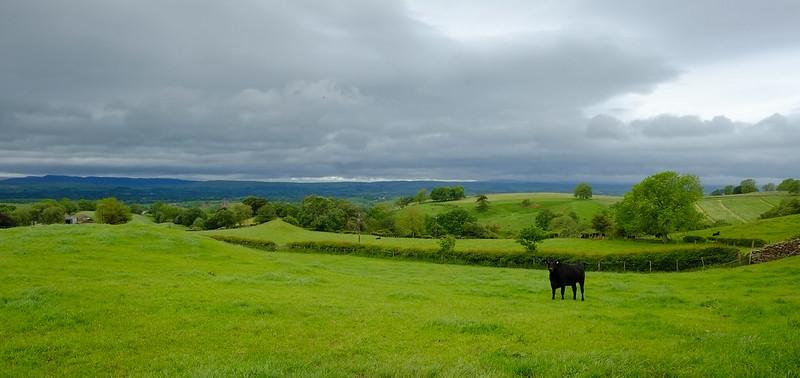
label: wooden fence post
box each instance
[676,260,679,271]
[649,261,652,272]
[623,262,626,272]
[701,257,705,269]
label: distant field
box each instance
[697,192,790,224]
[402,192,788,233]
[204,220,711,256]
[684,214,800,243]
[408,193,620,234]
[1,223,798,375]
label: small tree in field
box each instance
[95,197,132,225]
[591,211,613,234]
[439,235,456,253]
[574,183,593,199]
[535,208,556,230]
[517,225,547,252]
[414,188,428,204]
[476,194,490,212]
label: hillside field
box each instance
[684,213,800,243]
[204,219,712,256]
[696,192,793,224]
[400,192,790,234]
[406,193,619,234]
[1,223,798,376]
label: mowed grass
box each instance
[409,193,620,233]
[684,214,800,243]
[697,192,791,224]
[1,223,798,376]
[204,220,711,256]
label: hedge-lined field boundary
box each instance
[209,236,742,272]
[208,235,277,251]
[281,240,741,272]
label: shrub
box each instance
[517,225,547,252]
[281,241,740,272]
[760,199,800,219]
[439,235,456,253]
[208,235,277,251]
[283,215,299,226]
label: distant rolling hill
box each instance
[0,175,632,203]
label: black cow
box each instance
[546,260,585,301]
[712,231,720,236]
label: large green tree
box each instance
[739,179,758,194]
[95,197,132,225]
[298,195,346,232]
[613,171,703,242]
[574,183,593,200]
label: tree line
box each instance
[710,177,799,196]
[0,197,132,228]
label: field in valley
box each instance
[392,191,790,234]
[1,222,799,376]
[203,219,712,256]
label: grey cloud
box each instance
[0,0,798,183]
[633,115,737,138]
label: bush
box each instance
[683,235,707,243]
[760,199,800,219]
[439,235,456,252]
[517,225,547,252]
[208,235,277,251]
[283,215,299,226]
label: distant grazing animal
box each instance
[712,231,720,237]
[546,260,585,301]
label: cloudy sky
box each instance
[1,0,798,184]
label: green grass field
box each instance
[1,223,798,376]
[404,192,788,233]
[204,220,712,256]
[697,192,791,224]
[684,213,800,243]
[408,193,620,234]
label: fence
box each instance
[208,236,743,272]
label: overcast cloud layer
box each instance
[1,0,798,183]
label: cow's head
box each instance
[546,260,559,272]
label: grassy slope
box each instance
[205,220,710,256]
[404,192,788,232]
[697,192,790,224]
[409,193,620,233]
[683,214,800,243]
[1,223,798,376]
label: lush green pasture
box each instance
[206,220,710,256]
[407,192,787,232]
[410,193,620,233]
[697,192,790,224]
[1,223,798,376]
[684,214,800,243]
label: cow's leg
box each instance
[579,281,585,301]
[551,287,555,300]
[560,286,565,300]
[571,284,577,300]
